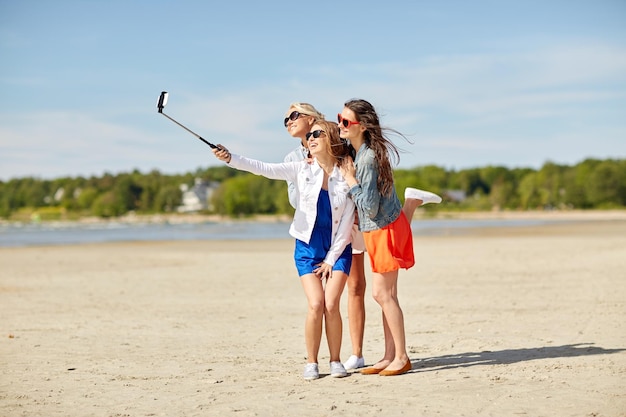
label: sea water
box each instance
[0,218,561,248]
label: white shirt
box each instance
[227,153,354,266]
[283,145,309,208]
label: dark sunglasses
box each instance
[283,111,307,127]
[337,114,360,128]
[305,130,325,141]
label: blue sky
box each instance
[1,0,625,181]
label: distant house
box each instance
[443,189,467,203]
[54,188,65,202]
[177,178,220,212]
[44,187,66,204]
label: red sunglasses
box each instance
[337,114,360,128]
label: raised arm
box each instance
[212,145,298,182]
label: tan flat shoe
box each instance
[379,360,412,376]
[360,366,384,375]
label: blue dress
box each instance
[294,189,352,276]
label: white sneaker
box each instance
[405,187,442,205]
[329,361,348,378]
[303,363,319,380]
[343,355,365,370]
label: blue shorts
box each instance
[294,239,352,276]
[293,189,352,276]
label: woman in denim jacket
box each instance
[339,99,415,376]
[213,119,354,381]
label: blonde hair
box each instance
[286,102,325,120]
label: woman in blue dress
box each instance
[212,119,355,380]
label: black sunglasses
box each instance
[305,130,325,141]
[283,111,307,127]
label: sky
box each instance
[1,0,625,181]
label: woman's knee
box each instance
[324,299,341,316]
[372,286,395,305]
[308,298,325,315]
[347,275,366,297]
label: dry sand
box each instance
[1,216,625,416]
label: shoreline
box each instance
[3,210,625,250]
[2,209,625,227]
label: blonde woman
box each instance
[283,102,325,208]
[213,120,354,380]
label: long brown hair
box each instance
[344,99,403,196]
[313,120,351,166]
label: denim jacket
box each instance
[227,154,355,266]
[348,144,401,232]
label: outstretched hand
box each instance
[212,145,232,163]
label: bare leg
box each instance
[300,274,325,364]
[346,253,366,358]
[403,188,442,222]
[367,312,394,370]
[371,278,399,370]
[402,198,423,222]
[371,270,409,371]
[324,271,348,362]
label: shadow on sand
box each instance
[411,343,625,372]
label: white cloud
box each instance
[1,38,625,180]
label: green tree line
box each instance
[1,158,624,221]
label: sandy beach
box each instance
[1,215,625,416]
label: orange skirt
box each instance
[362,212,415,273]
